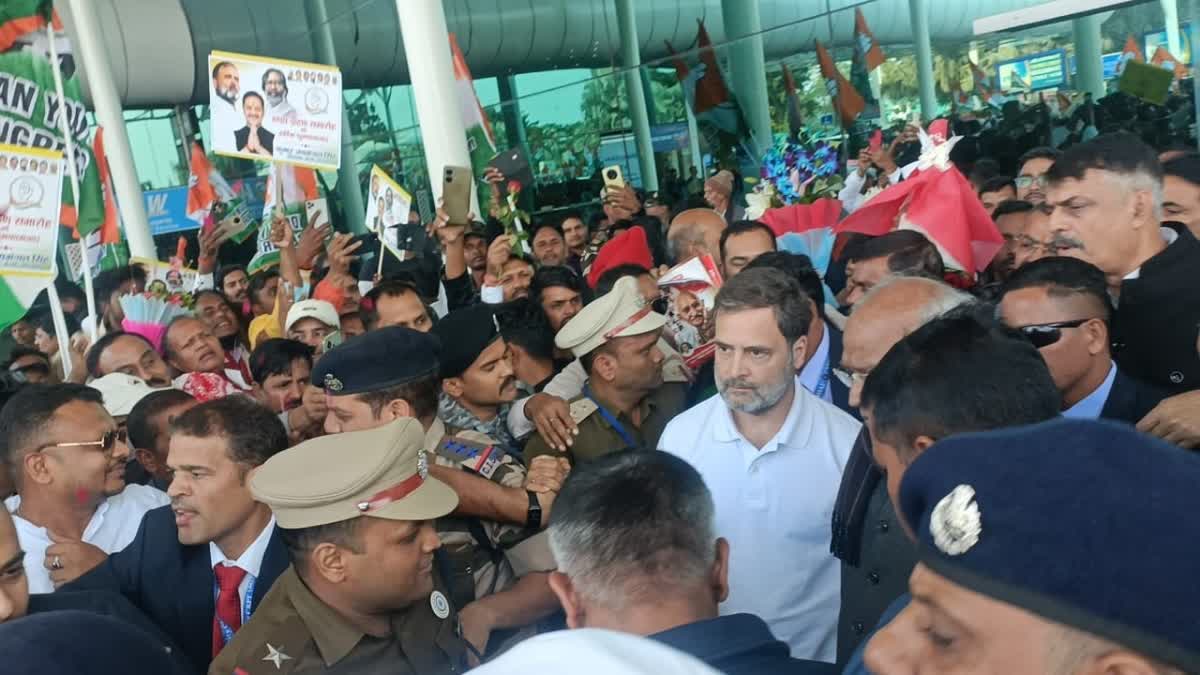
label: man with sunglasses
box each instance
[4,347,52,384]
[998,257,1167,424]
[0,384,168,595]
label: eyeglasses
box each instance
[832,367,869,388]
[1018,319,1092,349]
[38,429,128,456]
[1015,175,1048,189]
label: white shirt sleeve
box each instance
[839,171,866,214]
[506,360,588,439]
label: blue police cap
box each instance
[899,418,1200,671]
[312,326,440,395]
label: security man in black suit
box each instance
[64,397,291,674]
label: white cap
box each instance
[469,629,721,675]
[285,299,340,333]
[87,373,159,418]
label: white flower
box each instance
[745,186,776,221]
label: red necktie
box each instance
[212,564,248,657]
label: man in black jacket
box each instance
[998,257,1167,424]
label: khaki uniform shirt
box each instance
[208,566,467,675]
[524,381,689,465]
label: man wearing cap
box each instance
[864,419,1200,673]
[285,299,340,358]
[524,276,688,465]
[432,305,521,449]
[210,419,470,674]
[704,170,744,226]
[312,327,566,657]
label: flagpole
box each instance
[47,23,98,341]
[825,0,847,163]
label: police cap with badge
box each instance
[556,275,665,358]
[312,326,440,395]
[899,418,1200,671]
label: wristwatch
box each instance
[525,490,542,532]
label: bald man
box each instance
[667,209,727,268]
[830,277,973,665]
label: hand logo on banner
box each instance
[10,177,42,208]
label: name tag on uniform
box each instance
[434,436,508,480]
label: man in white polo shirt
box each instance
[1,384,168,594]
[658,267,860,663]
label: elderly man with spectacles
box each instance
[0,384,168,594]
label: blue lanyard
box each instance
[215,572,256,646]
[813,353,831,400]
[583,384,639,449]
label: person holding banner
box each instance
[234,92,274,158]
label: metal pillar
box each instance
[1072,15,1106,100]
[396,0,475,206]
[614,0,659,191]
[908,0,938,121]
[1164,0,1183,60]
[496,75,527,151]
[64,0,154,259]
[685,103,705,178]
[306,0,366,234]
[721,0,772,154]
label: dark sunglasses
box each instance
[1018,319,1090,349]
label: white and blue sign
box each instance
[143,186,192,236]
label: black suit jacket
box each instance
[233,125,274,155]
[62,505,289,675]
[1100,369,1169,425]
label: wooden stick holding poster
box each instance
[208,51,343,171]
[363,165,413,276]
[47,23,98,341]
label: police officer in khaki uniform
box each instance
[312,326,565,657]
[209,419,467,674]
[525,276,688,464]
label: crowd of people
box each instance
[1,124,1199,674]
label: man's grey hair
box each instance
[548,452,717,611]
[854,275,974,325]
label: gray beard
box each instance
[717,366,794,416]
[266,93,286,108]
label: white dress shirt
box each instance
[797,323,833,403]
[209,516,276,619]
[658,380,861,663]
[7,484,170,594]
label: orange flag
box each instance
[90,127,121,245]
[1151,46,1188,80]
[816,40,865,129]
[854,8,885,71]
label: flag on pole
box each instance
[969,60,1005,107]
[262,163,319,219]
[853,9,886,72]
[1117,35,1145,76]
[449,34,497,175]
[186,142,234,226]
[0,3,104,237]
[816,40,865,129]
[1150,46,1188,80]
[665,21,757,162]
[780,63,805,140]
[90,127,129,271]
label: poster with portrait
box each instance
[132,257,199,295]
[364,165,414,258]
[0,144,65,277]
[656,254,723,370]
[208,51,343,170]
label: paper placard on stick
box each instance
[364,165,413,260]
[131,257,198,295]
[0,144,66,277]
[208,51,343,170]
[1118,60,1174,105]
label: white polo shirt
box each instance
[658,380,860,663]
[7,484,170,594]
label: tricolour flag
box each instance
[780,63,805,140]
[969,60,1005,107]
[1151,46,1188,80]
[666,21,757,161]
[89,127,129,271]
[1117,35,1145,76]
[816,40,865,129]
[262,163,319,219]
[449,34,496,176]
[186,142,234,226]
[854,9,886,72]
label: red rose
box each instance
[507,180,523,195]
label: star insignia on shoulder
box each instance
[417,451,429,480]
[262,643,293,669]
[323,373,343,392]
[931,484,982,556]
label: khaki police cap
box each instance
[250,418,459,529]
[555,276,665,358]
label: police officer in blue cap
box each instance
[864,418,1200,673]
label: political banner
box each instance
[364,165,412,259]
[131,256,198,295]
[0,143,65,326]
[208,51,342,170]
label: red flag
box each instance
[1122,35,1146,63]
[854,9,885,71]
[90,127,120,245]
[815,40,865,129]
[694,20,732,115]
[1151,46,1188,80]
[780,63,805,138]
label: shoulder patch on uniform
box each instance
[570,397,598,424]
[433,434,509,480]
